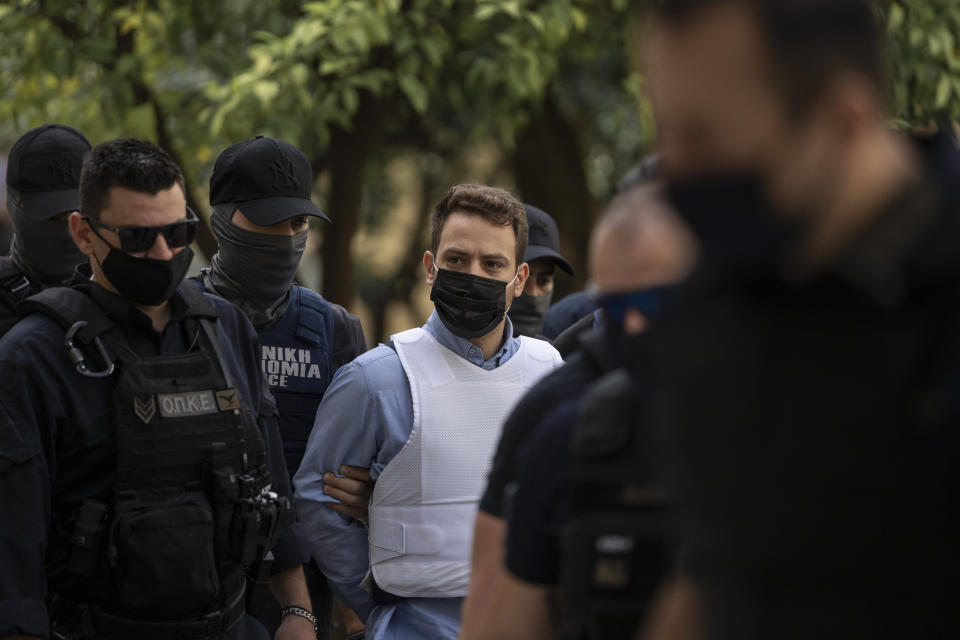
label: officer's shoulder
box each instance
[0,312,67,360]
[295,287,361,323]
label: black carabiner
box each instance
[65,321,115,378]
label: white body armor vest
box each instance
[368,327,562,598]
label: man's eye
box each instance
[448,256,463,264]
[486,261,503,270]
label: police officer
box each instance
[647,1,960,638]
[507,205,574,339]
[0,124,90,335]
[462,184,696,640]
[200,136,366,480]
[0,139,315,640]
[197,136,367,638]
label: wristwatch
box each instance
[280,605,319,638]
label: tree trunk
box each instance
[148,96,218,260]
[512,95,599,298]
[320,98,381,306]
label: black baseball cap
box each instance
[524,204,573,276]
[6,124,91,220]
[209,136,330,225]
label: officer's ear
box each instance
[423,251,438,285]
[70,211,97,256]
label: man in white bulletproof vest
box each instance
[294,184,563,639]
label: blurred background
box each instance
[1,0,958,344]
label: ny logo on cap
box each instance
[271,157,299,191]
[48,158,78,185]
[529,219,548,235]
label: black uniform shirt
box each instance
[505,398,580,585]
[0,281,308,638]
[655,134,960,639]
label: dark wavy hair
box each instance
[80,138,185,218]
[430,184,529,268]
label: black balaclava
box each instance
[205,206,307,329]
[7,188,85,286]
[509,291,553,338]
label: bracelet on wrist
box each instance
[280,605,319,637]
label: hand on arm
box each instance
[321,466,372,522]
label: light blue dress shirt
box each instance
[293,311,522,640]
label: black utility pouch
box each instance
[65,499,108,579]
[208,466,239,563]
[111,491,220,617]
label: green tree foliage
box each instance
[882,0,960,125]
[2,0,959,325]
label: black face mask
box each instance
[597,288,663,377]
[508,291,552,338]
[98,245,194,306]
[667,174,804,275]
[430,267,517,339]
[7,193,85,286]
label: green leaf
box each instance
[474,4,499,21]
[935,73,952,109]
[253,79,279,107]
[398,73,428,113]
[888,3,905,33]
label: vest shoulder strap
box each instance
[330,302,367,369]
[0,257,37,309]
[178,281,219,320]
[518,335,563,364]
[391,327,427,346]
[295,287,335,349]
[19,287,116,344]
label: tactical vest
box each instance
[256,285,335,477]
[558,368,670,640]
[21,283,287,638]
[0,256,40,336]
[368,328,562,598]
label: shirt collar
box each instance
[423,309,520,369]
[88,282,190,336]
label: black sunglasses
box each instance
[84,207,199,253]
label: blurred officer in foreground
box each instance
[461,184,696,640]
[643,1,960,638]
[507,204,574,339]
[0,139,312,640]
[295,184,562,640]
[549,158,663,357]
[198,136,368,639]
[0,124,90,334]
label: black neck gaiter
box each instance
[8,193,85,286]
[206,207,306,329]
